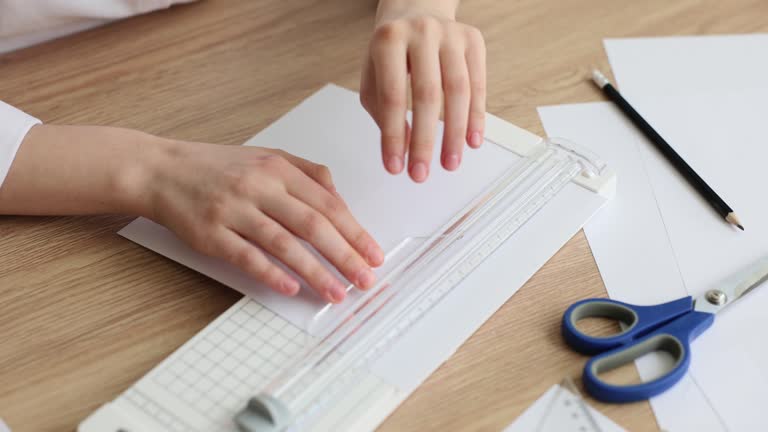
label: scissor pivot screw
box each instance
[705,289,727,306]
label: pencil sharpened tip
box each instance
[591,69,610,88]
[726,213,744,231]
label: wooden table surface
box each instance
[1,1,766,430]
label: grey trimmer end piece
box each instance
[235,394,292,432]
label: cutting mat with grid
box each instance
[116,297,307,431]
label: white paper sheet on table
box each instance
[539,85,768,431]
[95,84,611,432]
[604,34,768,96]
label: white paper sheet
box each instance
[539,87,768,430]
[503,383,625,432]
[121,85,519,328]
[604,34,768,98]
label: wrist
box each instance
[376,0,459,23]
[113,130,176,219]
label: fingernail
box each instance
[385,155,403,174]
[326,280,346,303]
[410,162,428,182]
[355,268,376,289]
[469,131,483,148]
[367,244,384,266]
[444,154,460,171]
[281,279,300,296]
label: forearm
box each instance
[0,124,163,216]
[376,0,460,21]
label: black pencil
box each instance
[591,69,743,231]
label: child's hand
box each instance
[360,0,486,183]
[147,142,384,303]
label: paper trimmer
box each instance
[79,85,616,432]
[235,139,614,431]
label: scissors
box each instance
[562,255,768,403]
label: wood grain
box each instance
[0,1,765,430]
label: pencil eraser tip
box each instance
[591,69,609,88]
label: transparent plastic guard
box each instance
[235,138,606,432]
[536,378,603,432]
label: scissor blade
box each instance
[699,255,768,314]
[732,256,768,301]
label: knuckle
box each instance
[189,229,216,256]
[314,164,333,184]
[301,211,326,240]
[411,139,434,157]
[251,218,273,235]
[379,89,406,110]
[258,265,282,285]
[372,22,403,45]
[322,195,345,216]
[269,231,295,257]
[307,268,329,290]
[258,154,288,172]
[353,230,370,250]
[359,91,373,111]
[231,173,253,196]
[221,166,255,197]
[470,104,486,119]
[465,26,485,46]
[203,196,228,225]
[340,249,360,272]
[471,79,487,95]
[444,74,470,96]
[381,132,402,147]
[232,245,257,269]
[412,16,439,35]
[267,149,289,160]
[412,81,442,104]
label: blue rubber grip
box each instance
[562,297,694,355]
[582,310,714,403]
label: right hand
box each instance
[143,141,384,303]
[360,1,486,182]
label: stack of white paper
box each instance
[539,34,768,431]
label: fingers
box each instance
[371,24,408,175]
[439,40,471,171]
[465,27,486,149]
[212,228,301,297]
[364,17,486,179]
[262,195,377,295]
[359,55,378,120]
[407,30,442,183]
[284,169,384,268]
[236,211,349,304]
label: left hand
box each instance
[360,1,486,183]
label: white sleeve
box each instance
[0,100,41,188]
[0,0,199,54]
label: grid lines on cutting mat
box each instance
[130,299,305,430]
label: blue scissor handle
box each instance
[582,309,714,402]
[562,296,694,355]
